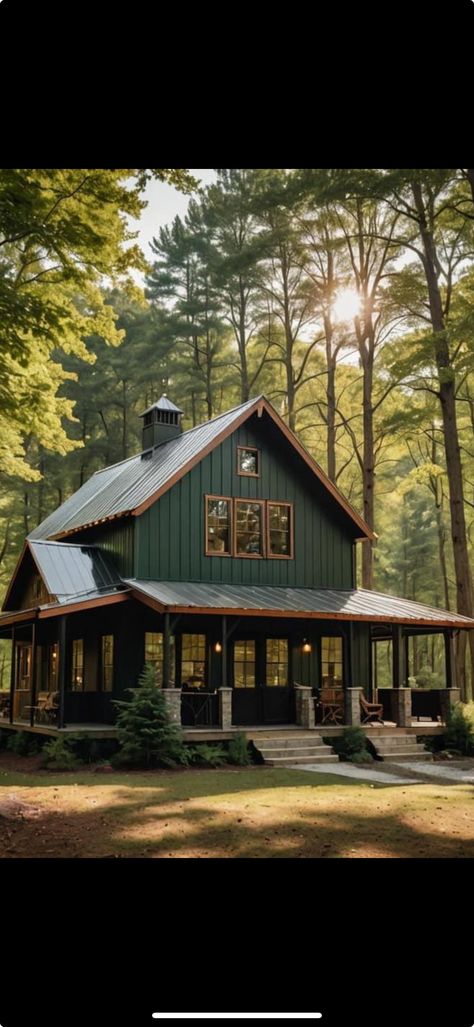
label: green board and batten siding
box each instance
[75,519,135,578]
[135,423,355,588]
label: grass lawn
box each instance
[0,756,473,858]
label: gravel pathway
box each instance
[287,763,416,784]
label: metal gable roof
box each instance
[29,540,121,600]
[28,396,261,541]
[125,579,474,628]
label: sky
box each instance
[130,169,217,273]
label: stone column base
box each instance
[163,688,182,725]
[345,688,361,726]
[294,685,315,729]
[439,688,461,724]
[393,687,412,727]
[218,688,233,729]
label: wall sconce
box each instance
[214,641,222,653]
[302,638,312,654]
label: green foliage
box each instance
[330,727,373,763]
[0,728,11,750]
[442,704,474,756]
[112,664,189,768]
[41,736,83,771]
[0,168,196,482]
[415,665,443,689]
[188,743,227,767]
[226,732,251,766]
[6,730,42,756]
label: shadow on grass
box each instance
[1,765,474,858]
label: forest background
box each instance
[1,168,474,695]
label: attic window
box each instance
[237,446,259,477]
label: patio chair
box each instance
[360,690,384,724]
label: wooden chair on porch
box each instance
[360,690,384,724]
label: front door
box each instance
[232,637,293,725]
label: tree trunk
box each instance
[324,317,337,482]
[412,181,474,698]
[361,350,375,589]
[238,278,250,402]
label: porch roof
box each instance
[125,579,474,628]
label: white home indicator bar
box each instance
[152,1016,322,1021]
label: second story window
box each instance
[235,501,264,557]
[237,446,259,476]
[268,502,292,558]
[206,497,231,555]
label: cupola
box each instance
[139,395,183,450]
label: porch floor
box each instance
[0,719,445,741]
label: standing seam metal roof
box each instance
[29,540,122,600]
[28,397,260,540]
[125,579,474,627]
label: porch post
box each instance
[58,616,67,729]
[444,630,456,689]
[29,621,37,728]
[392,625,411,727]
[294,685,315,729]
[163,612,170,688]
[404,634,410,683]
[9,626,15,724]
[440,630,460,722]
[221,615,227,689]
[392,625,406,687]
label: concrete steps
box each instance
[254,733,338,766]
[371,732,433,762]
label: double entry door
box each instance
[232,636,293,725]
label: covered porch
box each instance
[0,580,471,736]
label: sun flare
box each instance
[332,287,361,323]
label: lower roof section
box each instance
[2,578,474,631]
[126,580,474,628]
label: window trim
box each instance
[100,634,114,693]
[205,494,233,557]
[70,638,84,692]
[233,498,266,559]
[320,635,344,689]
[266,501,294,560]
[237,445,260,478]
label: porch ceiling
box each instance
[125,580,474,628]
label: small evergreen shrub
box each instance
[330,726,373,763]
[442,704,474,757]
[226,732,251,766]
[7,731,42,756]
[41,736,83,771]
[188,743,227,767]
[112,664,190,769]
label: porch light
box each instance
[302,639,312,653]
[214,641,222,653]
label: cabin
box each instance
[1,394,473,754]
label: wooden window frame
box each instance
[237,445,260,478]
[234,498,266,559]
[321,635,344,689]
[266,501,294,560]
[70,638,84,692]
[180,632,208,690]
[233,639,256,688]
[100,634,114,693]
[265,636,290,687]
[205,494,233,557]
